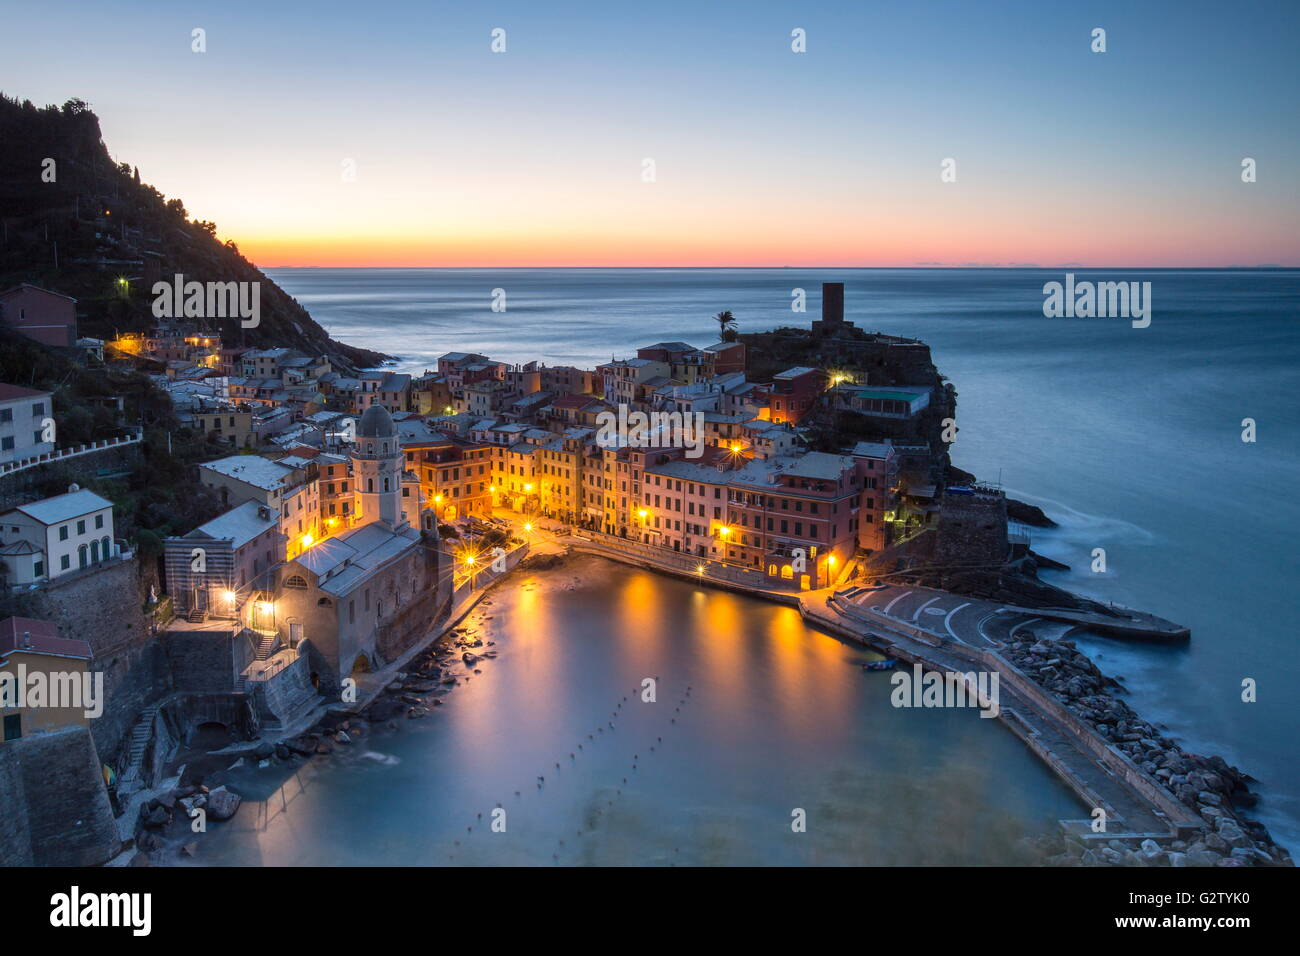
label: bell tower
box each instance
[352,404,403,528]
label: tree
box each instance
[714,310,738,342]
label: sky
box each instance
[4,0,1298,267]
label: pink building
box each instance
[0,285,78,348]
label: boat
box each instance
[862,659,896,671]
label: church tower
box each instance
[352,404,404,528]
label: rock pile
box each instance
[1003,631,1291,867]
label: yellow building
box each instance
[535,435,585,522]
[1,617,95,741]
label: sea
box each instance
[221,266,1299,862]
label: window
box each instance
[285,575,308,589]
[3,714,20,741]
[60,554,70,570]
[77,519,86,535]
[33,560,44,577]
[59,525,69,541]
[0,437,11,451]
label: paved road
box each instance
[852,585,1050,649]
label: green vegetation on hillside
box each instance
[0,93,388,368]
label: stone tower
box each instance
[352,403,403,528]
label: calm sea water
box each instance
[260,266,1300,856]
[193,558,1078,866]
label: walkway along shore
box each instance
[564,530,1291,867]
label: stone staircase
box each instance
[187,607,207,624]
[116,704,160,796]
[248,628,280,661]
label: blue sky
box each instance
[5,0,1297,265]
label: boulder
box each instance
[206,786,242,821]
[367,699,405,722]
[142,805,171,829]
[285,735,318,757]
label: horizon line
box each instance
[257,264,1297,271]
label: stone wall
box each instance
[12,556,167,764]
[161,627,245,693]
[934,491,1008,566]
[375,542,447,664]
[250,654,318,731]
[0,725,120,866]
[0,741,34,865]
[0,441,143,513]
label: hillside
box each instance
[0,94,388,369]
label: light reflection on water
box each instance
[190,557,1081,866]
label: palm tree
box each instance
[714,310,738,342]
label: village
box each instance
[1,277,1286,871]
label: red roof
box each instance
[0,617,93,661]
[0,383,51,402]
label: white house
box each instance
[0,383,54,465]
[0,486,117,586]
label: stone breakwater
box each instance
[1004,631,1292,868]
